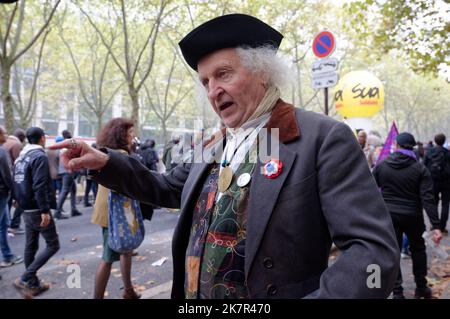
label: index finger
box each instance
[48,140,72,150]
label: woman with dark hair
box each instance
[91,118,140,299]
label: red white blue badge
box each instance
[263,159,282,179]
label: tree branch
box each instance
[144,82,163,120]
[120,0,132,78]
[77,4,128,79]
[2,1,18,58]
[24,29,49,121]
[303,90,320,109]
[9,0,25,59]
[11,0,61,65]
[136,0,167,92]
[59,29,95,113]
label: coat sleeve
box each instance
[93,149,188,208]
[0,151,13,192]
[419,165,440,229]
[32,156,51,214]
[309,122,400,298]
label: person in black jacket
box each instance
[424,133,450,234]
[12,127,60,296]
[373,132,442,299]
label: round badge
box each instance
[263,159,283,179]
[237,173,251,187]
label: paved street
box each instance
[0,203,178,299]
[1,201,449,299]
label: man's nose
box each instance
[207,80,224,101]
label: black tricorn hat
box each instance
[179,14,283,71]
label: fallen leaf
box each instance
[55,259,80,266]
[135,256,147,262]
[152,257,168,267]
[135,285,146,292]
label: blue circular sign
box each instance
[312,31,336,58]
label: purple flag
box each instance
[376,122,399,165]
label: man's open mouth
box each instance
[218,102,233,112]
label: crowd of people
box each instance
[0,13,449,300]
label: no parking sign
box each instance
[312,31,336,59]
[311,30,338,115]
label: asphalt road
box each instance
[0,204,178,299]
[1,201,449,299]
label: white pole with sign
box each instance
[311,31,339,115]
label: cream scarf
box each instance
[245,85,280,124]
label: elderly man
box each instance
[51,14,399,299]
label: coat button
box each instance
[263,257,273,269]
[266,284,278,296]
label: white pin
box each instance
[237,173,251,187]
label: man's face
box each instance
[357,131,367,146]
[198,48,267,128]
[0,128,7,144]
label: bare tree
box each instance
[76,0,171,136]
[12,29,50,128]
[58,23,123,134]
[0,0,61,133]
[143,52,191,143]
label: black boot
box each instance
[414,286,432,299]
[53,211,68,220]
[71,209,82,217]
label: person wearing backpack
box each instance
[12,127,60,296]
[424,133,450,234]
[373,132,443,299]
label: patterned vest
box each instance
[185,150,256,299]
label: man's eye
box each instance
[218,71,229,79]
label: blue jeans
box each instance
[56,173,77,212]
[0,196,13,261]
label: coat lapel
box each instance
[245,135,297,277]
[245,100,300,277]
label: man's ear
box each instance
[261,72,270,88]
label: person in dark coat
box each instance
[12,127,60,296]
[373,132,442,299]
[424,133,450,234]
[50,14,399,299]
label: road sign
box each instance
[311,72,339,90]
[311,57,339,75]
[312,31,336,59]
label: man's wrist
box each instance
[98,150,110,169]
[88,147,110,176]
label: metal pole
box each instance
[324,87,329,116]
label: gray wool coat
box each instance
[94,100,399,299]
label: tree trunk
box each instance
[162,120,167,145]
[128,84,140,136]
[96,112,103,136]
[0,61,15,133]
